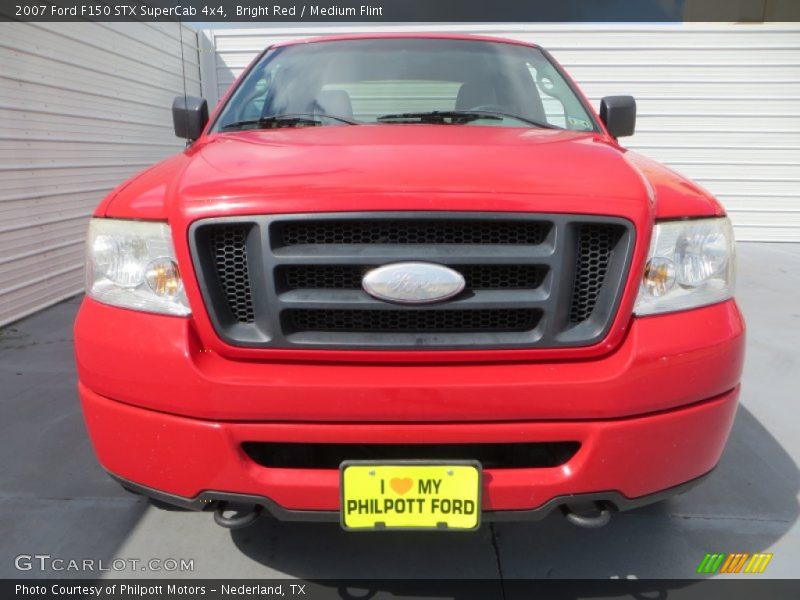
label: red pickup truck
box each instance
[75,34,744,531]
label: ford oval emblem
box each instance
[362,262,466,304]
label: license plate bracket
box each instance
[340,460,482,531]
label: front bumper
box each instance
[75,298,744,516]
[78,383,739,515]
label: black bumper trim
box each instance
[109,470,712,523]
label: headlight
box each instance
[86,219,190,316]
[634,217,735,316]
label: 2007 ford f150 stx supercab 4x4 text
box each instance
[75,34,744,531]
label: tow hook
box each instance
[213,502,263,529]
[562,502,611,528]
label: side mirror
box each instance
[600,96,636,138]
[172,95,208,141]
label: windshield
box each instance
[212,38,598,132]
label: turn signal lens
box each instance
[145,259,183,299]
[642,257,676,297]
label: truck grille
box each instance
[190,213,634,350]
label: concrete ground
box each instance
[1,243,798,587]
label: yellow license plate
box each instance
[340,462,481,531]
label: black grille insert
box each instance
[285,309,541,333]
[273,219,550,246]
[279,264,545,291]
[206,225,254,323]
[569,224,625,324]
[242,442,581,469]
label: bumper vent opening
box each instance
[285,308,541,333]
[242,442,581,470]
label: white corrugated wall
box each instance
[0,22,200,327]
[201,23,800,243]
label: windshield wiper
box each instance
[220,113,358,131]
[376,110,558,129]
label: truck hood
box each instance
[101,125,721,221]
[184,126,648,198]
[103,126,653,220]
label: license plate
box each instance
[340,461,481,531]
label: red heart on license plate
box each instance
[390,477,413,495]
